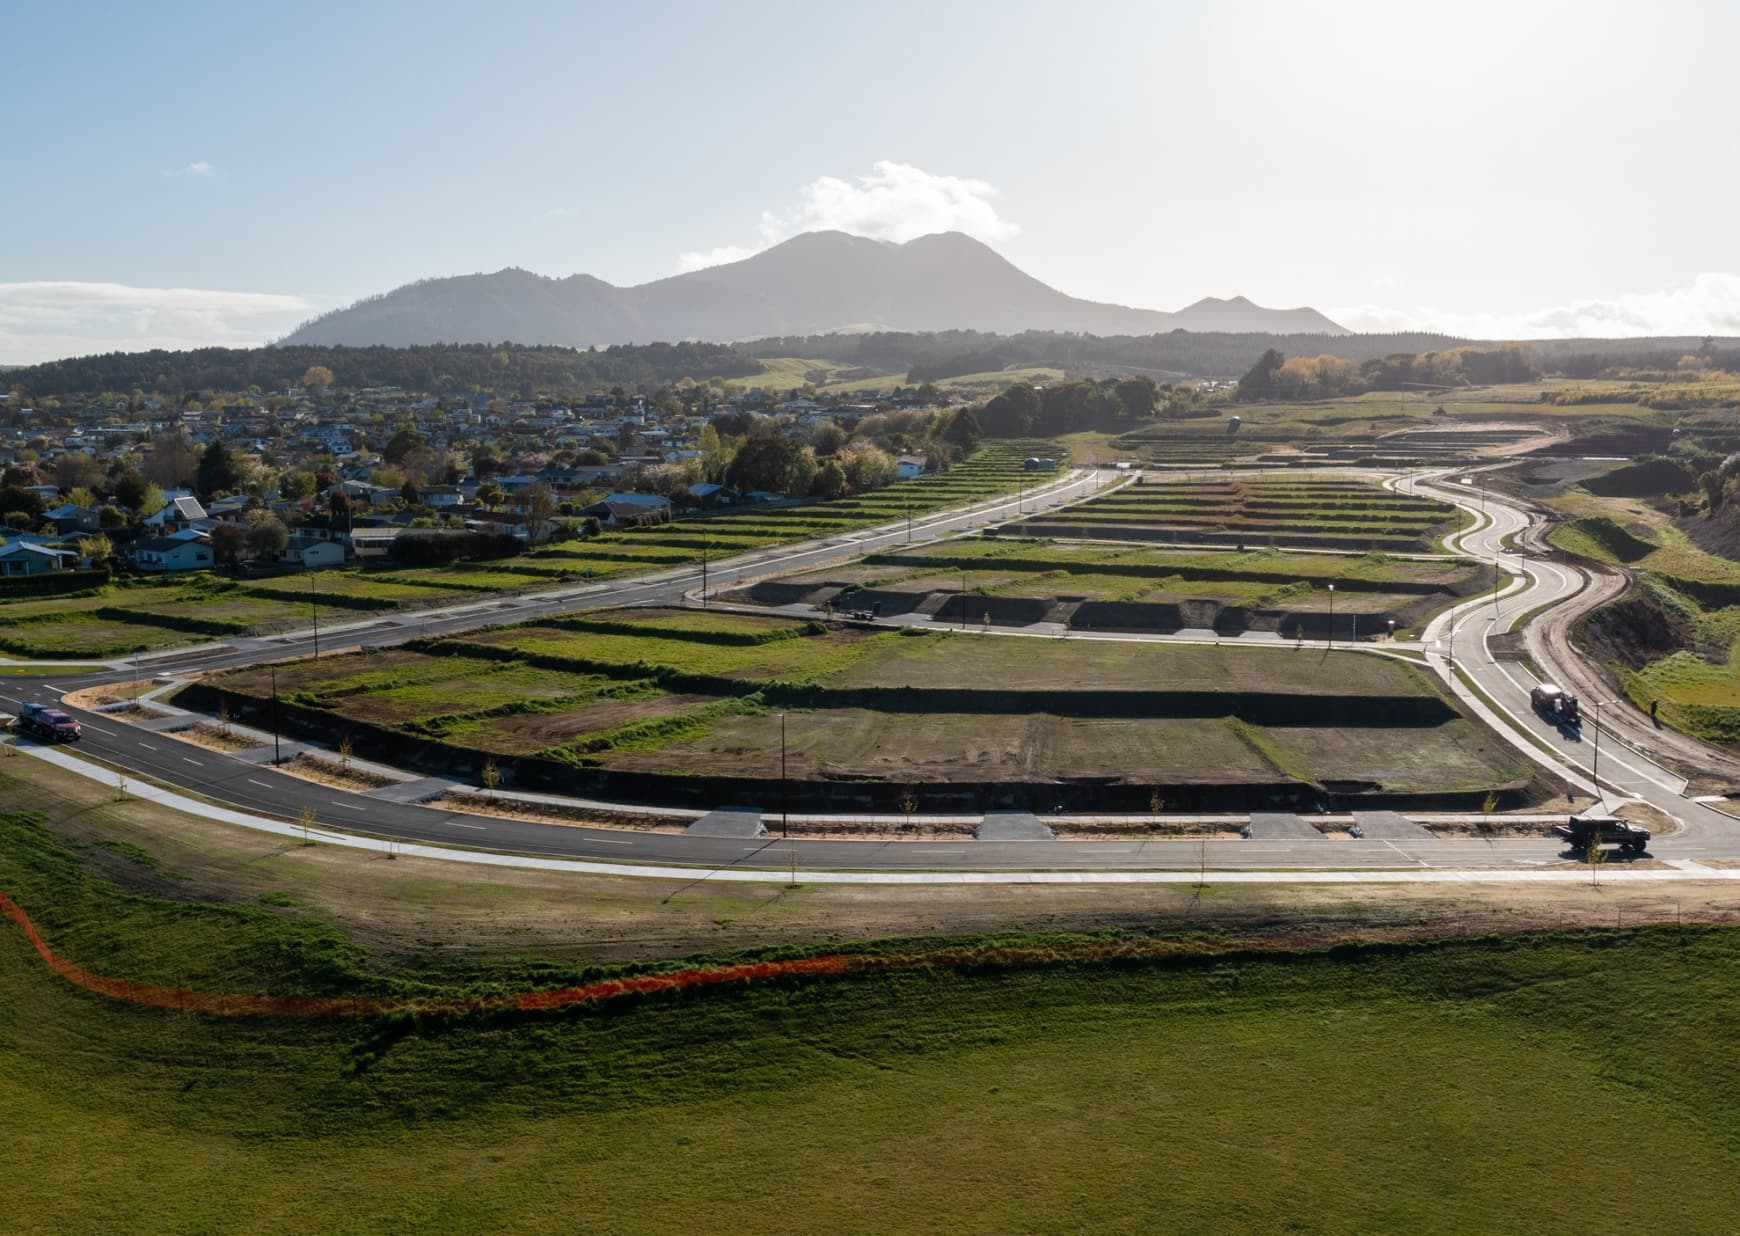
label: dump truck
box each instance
[1552,814,1650,854]
[1530,683,1581,726]
[12,702,82,743]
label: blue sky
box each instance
[5,0,1740,361]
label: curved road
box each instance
[5,463,1737,875]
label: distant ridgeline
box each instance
[2,341,762,400]
[6,331,1740,400]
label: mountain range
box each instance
[278,231,1347,348]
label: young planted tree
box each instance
[899,785,919,831]
[482,758,501,801]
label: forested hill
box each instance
[4,332,1456,399]
[1,342,763,399]
[10,331,1735,400]
[748,329,1474,382]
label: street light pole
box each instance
[700,544,708,608]
[1327,583,1335,647]
[269,661,281,766]
[780,711,788,838]
[309,572,320,660]
[1591,697,1618,798]
[960,570,968,630]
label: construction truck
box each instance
[1552,815,1650,855]
[1530,683,1581,726]
[12,702,82,743]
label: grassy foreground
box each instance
[2,794,1739,1231]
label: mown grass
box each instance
[1,802,1738,1232]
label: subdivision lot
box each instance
[194,606,1530,804]
[1020,478,1465,551]
[735,539,1489,637]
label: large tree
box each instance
[142,431,198,488]
[941,407,983,453]
[725,429,815,495]
[245,514,290,557]
[977,382,1041,437]
[1236,349,1285,401]
[196,441,242,497]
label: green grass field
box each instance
[2,795,1738,1233]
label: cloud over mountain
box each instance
[678,161,1018,273]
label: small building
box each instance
[689,482,736,508]
[279,538,347,571]
[0,541,76,576]
[41,503,102,533]
[581,492,672,528]
[895,454,927,481]
[346,526,401,559]
[130,536,214,573]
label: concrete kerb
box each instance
[20,743,1740,886]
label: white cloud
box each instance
[0,281,315,364]
[674,244,762,274]
[677,161,1019,272]
[1332,273,1740,339]
[164,159,218,178]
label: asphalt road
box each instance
[6,462,1738,873]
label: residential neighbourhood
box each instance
[0,373,981,580]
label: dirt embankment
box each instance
[1577,588,1698,672]
[1677,497,1740,563]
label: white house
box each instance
[346,526,401,559]
[144,495,208,528]
[279,538,346,570]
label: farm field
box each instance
[196,606,1530,809]
[1111,380,1670,472]
[0,442,1058,660]
[730,538,1491,638]
[1016,477,1467,553]
[2,788,1739,1233]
